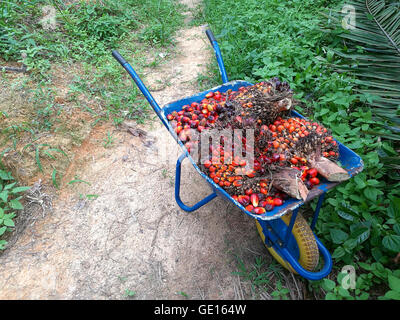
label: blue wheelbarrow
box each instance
[112,29,364,281]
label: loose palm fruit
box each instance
[238,195,250,206]
[307,168,318,178]
[253,207,266,214]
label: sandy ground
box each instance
[0,0,287,300]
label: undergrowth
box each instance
[203,0,400,300]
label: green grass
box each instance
[203,0,400,300]
[0,0,185,245]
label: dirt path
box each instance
[0,1,270,300]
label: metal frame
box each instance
[112,29,364,280]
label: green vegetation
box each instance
[203,0,400,299]
[0,169,30,249]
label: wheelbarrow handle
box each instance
[205,29,229,84]
[111,50,169,128]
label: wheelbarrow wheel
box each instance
[255,212,319,273]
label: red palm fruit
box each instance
[204,160,212,168]
[238,195,250,206]
[205,92,214,98]
[209,166,216,172]
[290,158,298,165]
[213,177,220,183]
[233,180,242,188]
[260,200,267,207]
[260,187,268,195]
[179,131,188,142]
[310,177,320,185]
[307,168,318,178]
[197,125,205,132]
[253,207,266,214]
[279,154,285,161]
[232,195,238,201]
[191,102,198,108]
[329,150,336,156]
[245,204,254,212]
[273,198,283,206]
[250,194,259,207]
[167,114,174,121]
[272,141,280,149]
[224,181,231,187]
[246,169,256,178]
[214,93,222,100]
[219,181,224,187]
[245,188,253,195]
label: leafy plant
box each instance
[0,169,30,250]
[271,280,290,300]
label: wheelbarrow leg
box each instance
[175,153,218,212]
[311,193,325,231]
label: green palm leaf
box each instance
[321,0,400,171]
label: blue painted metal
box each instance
[175,152,218,212]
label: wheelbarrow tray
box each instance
[161,80,364,221]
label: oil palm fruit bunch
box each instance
[165,79,349,214]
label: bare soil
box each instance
[0,1,299,300]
